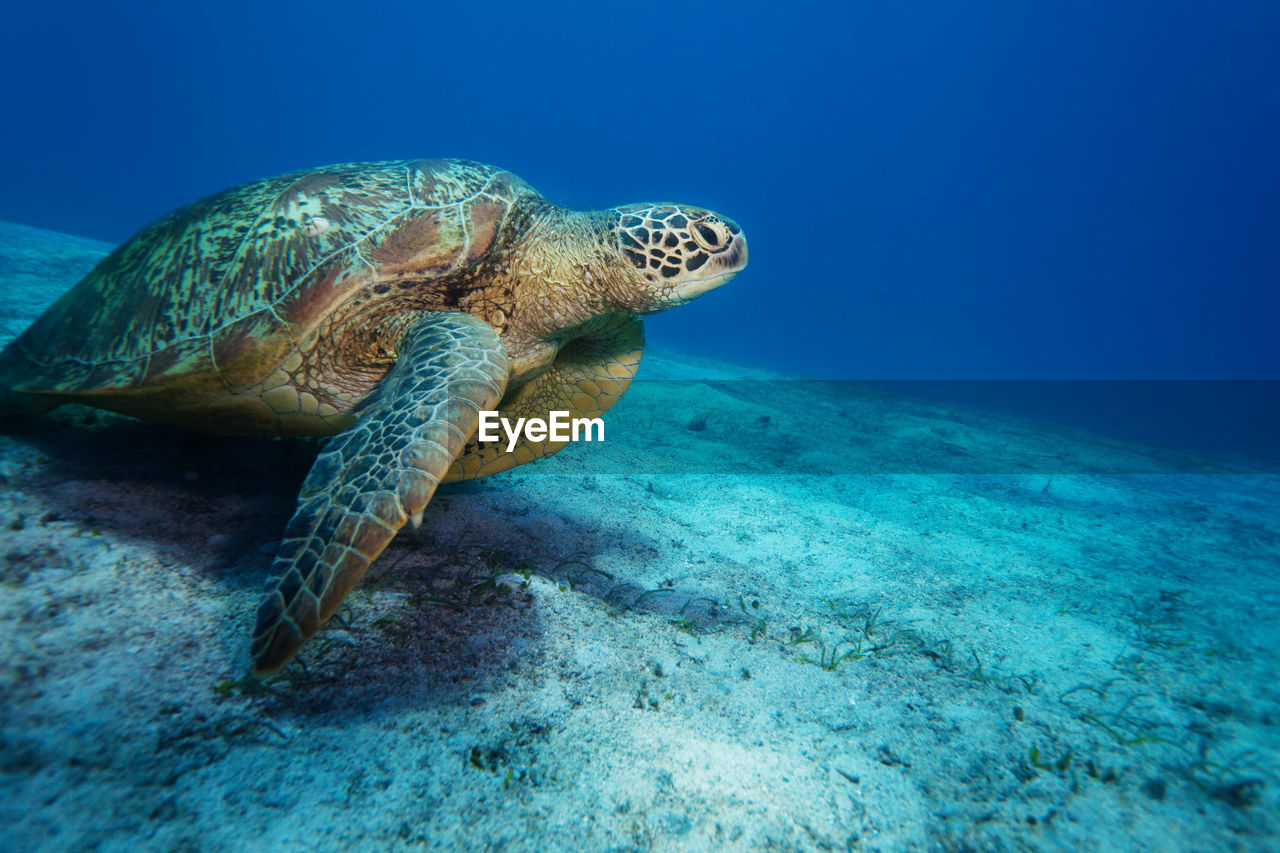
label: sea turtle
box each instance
[0,159,747,675]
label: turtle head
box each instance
[606,204,747,312]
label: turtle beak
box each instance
[671,230,748,303]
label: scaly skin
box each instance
[249,312,508,670]
[0,159,748,675]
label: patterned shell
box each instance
[10,159,536,401]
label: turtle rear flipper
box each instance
[446,313,644,481]
[250,312,509,675]
[0,346,62,416]
[0,387,60,416]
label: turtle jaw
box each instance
[665,232,748,306]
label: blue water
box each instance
[3,7,1280,848]
[1,1,1278,455]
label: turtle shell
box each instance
[8,159,536,407]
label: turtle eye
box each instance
[691,219,730,252]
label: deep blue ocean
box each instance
[2,1,1278,455]
[4,6,1280,848]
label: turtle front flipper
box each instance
[250,312,509,676]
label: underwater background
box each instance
[2,2,1279,851]
[3,1,1279,383]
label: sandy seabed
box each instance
[1,222,1277,851]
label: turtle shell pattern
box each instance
[9,160,536,409]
